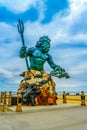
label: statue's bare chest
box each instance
[32,50,48,60]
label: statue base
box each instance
[18,70,57,106]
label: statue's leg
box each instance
[30,95,35,106]
[26,95,31,105]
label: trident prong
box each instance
[17,19,24,35]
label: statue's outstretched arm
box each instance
[47,54,63,70]
[47,54,70,79]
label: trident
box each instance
[17,19,30,71]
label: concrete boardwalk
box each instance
[0,104,87,130]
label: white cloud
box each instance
[1,0,87,44]
[55,77,87,93]
[55,78,86,88]
[0,0,38,13]
[52,32,87,44]
[68,0,87,19]
[0,68,13,78]
[21,0,87,46]
[51,0,87,44]
[36,1,46,22]
[0,22,18,43]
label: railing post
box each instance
[0,92,5,112]
[1,92,4,104]
[16,90,22,112]
[0,92,3,103]
[0,104,4,112]
[0,92,1,103]
[4,91,7,105]
[8,91,12,106]
[63,91,67,103]
[81,91,86,106]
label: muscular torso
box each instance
[27,48,48,71]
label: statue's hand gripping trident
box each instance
[17,19,30,71]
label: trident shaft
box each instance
[17,19,30,71]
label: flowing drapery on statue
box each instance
[17,20,70,106]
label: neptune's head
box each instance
[36,36,51,53]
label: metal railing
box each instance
[0,90,87,112]
[0,91,17,106]
[57,91,87,106]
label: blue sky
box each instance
[0,0,87,93]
